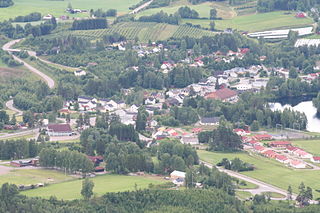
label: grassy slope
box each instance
[198,150,320,198]
[0,0,141,21]
[22,174,166,200]
[0,169,75,186]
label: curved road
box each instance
[5,100,23,116]
[200,160,295,200]
[2,39,55,89]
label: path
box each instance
[129,0,154,14]
[200,160,294,200]
[0,128,39,140]
[2,39,55,89]
[5,100,23,116]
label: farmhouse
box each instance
[253,145,266,153]
[170,170,186,179]
[199,117,220,126]
[47,124,73,136]
[293,149,313,159]
[276,155,289,164]
[181,136,199,145]
[311,156,320,163]
[254,134,272,141]
[205,88,238,103]
[74,70,86,76]
[233,128,250,136]
[289,160,306,169]
[262,150,277,158]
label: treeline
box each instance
[13,12,41,22]
[39,148,94,174]
[71,18,107,30]
[90,9,117,17]
[0,139,39,160]
[0,0,13,7]
[257,0,320,12]
[138,11,180,25]
[217,158,254,172]
[0,17,56,38]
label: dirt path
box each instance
[5,99,23,116]
[129,0,154,14]
[2,39,55,89]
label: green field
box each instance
[0,0,141,21]
[235,190,252,200]
[198,150,320,198]
[0,169,75,186]
[58,22,216,41]
[22,174,166,200]
[292,140,320,156]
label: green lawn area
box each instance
[22,174,166,200]
[198,150,320,198]
[235,191,252,200]
[0,0,141,21]
[292,140,320,156]
[0,169,75,186]
[182,11,313,32]
[262,191,286,199]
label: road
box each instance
[2,39,55,89]
[200,160,294,200]
[129,0,154,14]
[0,128,39,140]
[5,100,23,116]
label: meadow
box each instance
[0,0,141,21]
[22,174,166,200]
[0,169,75,186]
[198,150,320,198]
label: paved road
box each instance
[2,39,55,89]
[5,100,23,116]
[200,160,294,200]
[0,128,39,140]
[129,0,154,14]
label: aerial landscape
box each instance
[1,0,320,212]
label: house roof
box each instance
[313,156,320,161]
[171,170,186,178]
[270,141,291,146]
[201,117,220,124]
[290,160,304,166]
[254,134,272,140]
[276,155,288,161]
[48,124,72,133]
[253,145,265,151]
[205,88,237,101]
[263,150,277,157]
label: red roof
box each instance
[254,134,272,140]
[254,145,265,151]
[263,150,277,158]
[290,160,303,166]
[48,124,72,133]
[287,146,299,151]
[192,128,202,133]
[270,141,291,147]
[276,155,288,161]
[205,88,237,101]
[240,48,250,54]
[313,156,320,161]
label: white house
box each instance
[47,124,73,137]
[181,136,199,145]
[74,70,86,76]
[145,97,156,105]
[170,170,186,180]
[289,160,306,169]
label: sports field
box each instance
[198,150,320,198]
[22,174,166,200]
[0,0,141,21]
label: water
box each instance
[269,101,320,133]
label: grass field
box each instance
[0,0,141,21]
[59,22,216,41]
[22,174,166,200]
[198,150,320,198]
[0,169,75,186]
[235,191,252,199]
[292,140,320,156]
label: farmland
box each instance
[61,22,216,41]
[0,0,141,21]
[22,174,166,200]
[0,168,75,186]
[198,150,320,198]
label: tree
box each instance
[81,178,94,199]
[209,21,215,31]
[289,68,298,78]
[296,182,313,206]
[210,8,217,20]
[287,185,292,200]
[251,120,260,131]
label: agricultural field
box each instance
[198,150,320,198]
[63,22,215,42]
[292,140,320,156]
[0,168,75,186]
[22,174,166,200]
[0,0,141,21]
[0,66,40,83]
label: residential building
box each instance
[47,124,73,136]
[181,136,199,145]
[205,88,238,103]
[199,117,220,126]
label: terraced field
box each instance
[64,22,216,41]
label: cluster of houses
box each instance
[240,132,319,169]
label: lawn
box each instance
[292,140,320,156]
[182,11,313,32]
[0,169,74,186]
[22,174,166,200]
[235,191,252,200]
[198,150,320,198]
[0,0,141,21]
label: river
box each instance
[269,100,320,133]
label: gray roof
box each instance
[201,117,220,124]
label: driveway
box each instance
[5,100,23,116]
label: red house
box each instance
[254,134,272,141]
[270,141,291,147]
